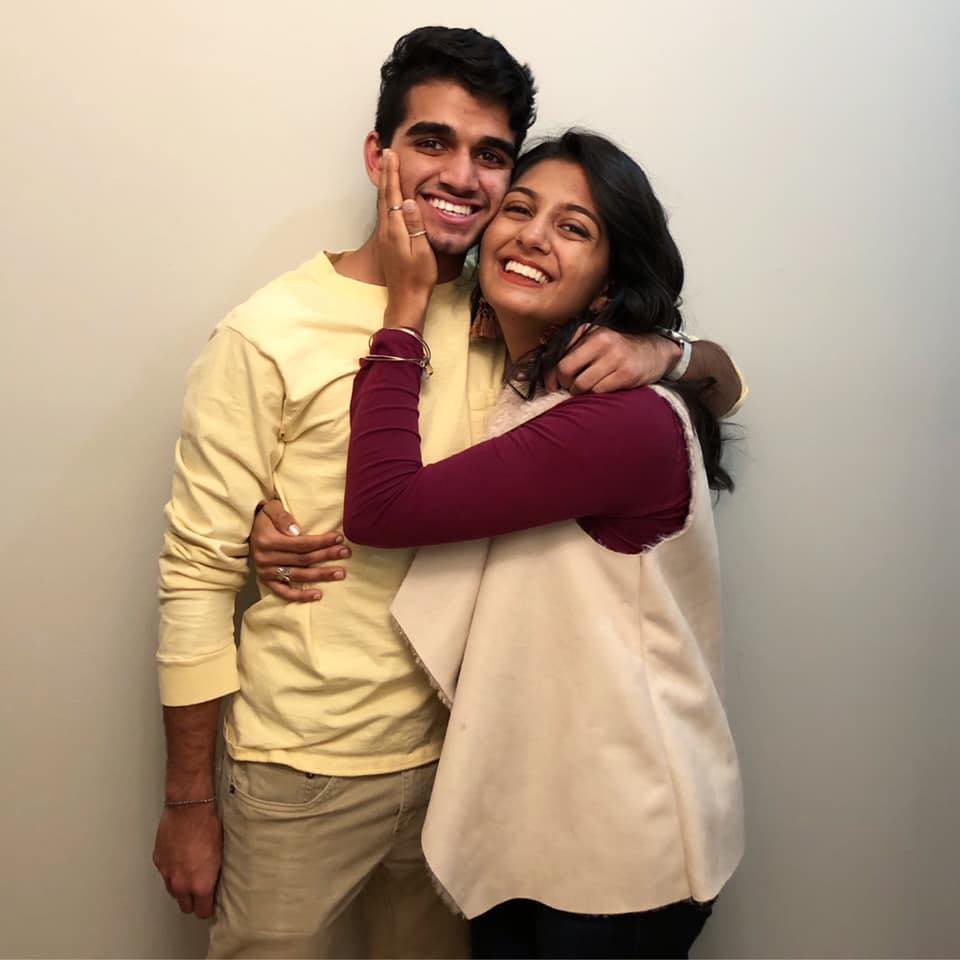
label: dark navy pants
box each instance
[470,897,713,959]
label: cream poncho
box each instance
[391,385,744,918]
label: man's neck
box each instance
[334,234,466,286]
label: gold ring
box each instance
[408,230,427,238]
[387,204,403,213]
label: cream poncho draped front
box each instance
[390,384,745,919]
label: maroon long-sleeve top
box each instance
[344,329,691,553]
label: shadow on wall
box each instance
[226,199,373,303]
[8,200,368,958]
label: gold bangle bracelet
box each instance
[362,354,433,377]
[369,327,432,365]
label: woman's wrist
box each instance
[370,327,428,357]
[383,294,429,331]
[365,327,432,376]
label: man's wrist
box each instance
[661,338,683,378]
[654,327,692,381]
[665,339,692,381]
[164,769,216,805]
[165,785,216,805]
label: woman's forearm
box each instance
[344,330,690,549]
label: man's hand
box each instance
[153,804,222,919]
[154,699,222,919]
[251,501,351,602]
[544,326,744,419]
[544,326,681,394]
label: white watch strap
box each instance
[664,337,692,381]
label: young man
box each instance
[154,26,744,959]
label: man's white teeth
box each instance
[429,197,473,217]
[504,260,548,284]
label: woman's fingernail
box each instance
[335,535,344,544]
[339,548,350,558]
[334,570,345,580]
[288,524,301,536]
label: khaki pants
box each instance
[209,755,467,959]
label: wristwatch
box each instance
[655,327,692,381]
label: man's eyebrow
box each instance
[404,121,454,139]
[506,186,603,231]
[478,136,517,160]
[403,122,516,160]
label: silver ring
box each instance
[408,230,427,238]
[276,566,292,584]
[387,204,403,213]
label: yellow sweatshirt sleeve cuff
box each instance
[723,357,750,419]
[687,333,749,419]
[158,644,240,707]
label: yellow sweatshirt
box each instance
[157,251,505,775]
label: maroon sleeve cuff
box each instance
[367,328,428,362]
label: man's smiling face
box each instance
[367,79,517,259]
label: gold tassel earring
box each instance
[470,295,502,340]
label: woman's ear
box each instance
[363,131,384,187]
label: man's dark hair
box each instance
[375,26,537,151]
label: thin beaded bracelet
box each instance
[164,796,216,808]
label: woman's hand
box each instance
[376,149,436,330]
[250,500,351,602]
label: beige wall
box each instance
[1,1,957,956]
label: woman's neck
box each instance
[496,311,543,365]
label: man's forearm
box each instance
[681,340,743,419]
[163,699,222,802]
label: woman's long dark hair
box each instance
[475,130,733,492]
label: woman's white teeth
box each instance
[429,197,473,216]
[504,260,548,284]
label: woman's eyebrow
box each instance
[563,204,601,231]
[507,186,601,231]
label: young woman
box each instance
[338,131,744,959]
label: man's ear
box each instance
[363,132,384,187]
[587,282,613,318]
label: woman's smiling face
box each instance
[478,158,610,340]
